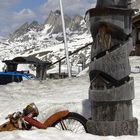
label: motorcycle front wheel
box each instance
[51,112,87,134]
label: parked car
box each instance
[0,71,36,85]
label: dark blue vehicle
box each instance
[0,71,36,85]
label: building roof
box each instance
[2,56,52,66]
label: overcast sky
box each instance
[0,0,96,37]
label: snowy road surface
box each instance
[0,57,140,139]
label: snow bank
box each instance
[0,57,140,139]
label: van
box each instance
[0,72,36,85]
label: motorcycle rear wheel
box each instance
[51,112,87,134]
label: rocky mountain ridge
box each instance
[9,21,44,42]
[9,10,85,42]
[45,10,84,34]
[0,10,92,74]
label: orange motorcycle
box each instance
[0,103,87,133]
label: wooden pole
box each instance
[86,0,138,136]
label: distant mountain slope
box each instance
[0,10,92,73]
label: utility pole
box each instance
[59,0,71,78]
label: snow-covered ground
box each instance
[0,57,140,139]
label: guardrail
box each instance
[48,42,92,78]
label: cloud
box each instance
[13,9,36,21]
[40,0,96,17]
[0,0,38,36]
[0,0,20,10]
[0,8,36,36]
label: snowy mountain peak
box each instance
[0,10,92,73]
[9,21,43,42]
[44,10,71,34]
[29,21,43,31]
[44,10,84,34]
[9,10,85,42]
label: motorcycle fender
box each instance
[43,110,69,127]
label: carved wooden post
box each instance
[85,0,138,136]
